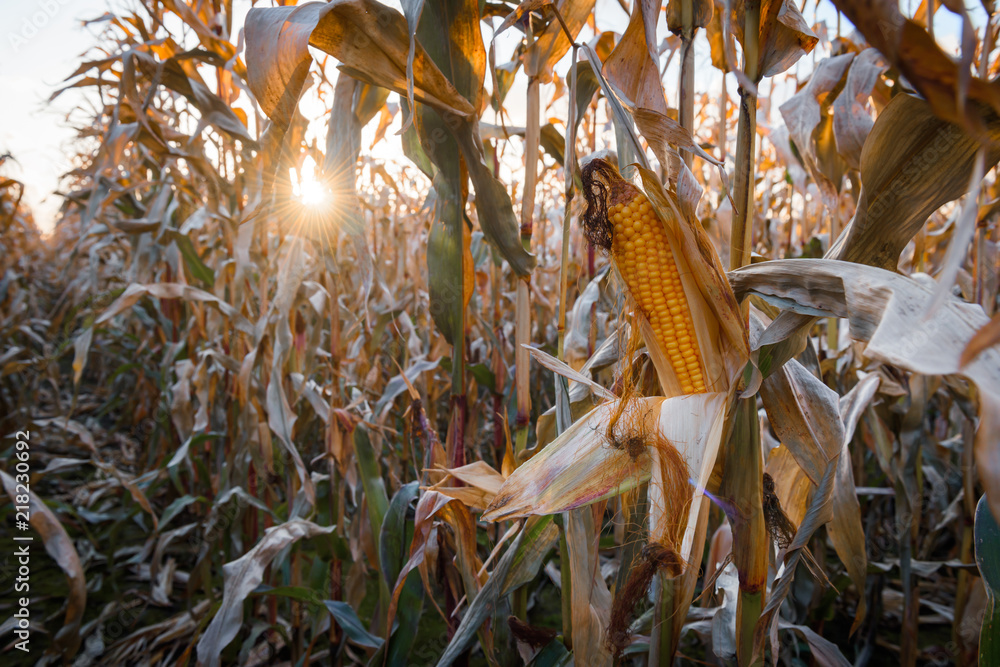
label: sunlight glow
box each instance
[291,156,331,209]
[300,178,328,207]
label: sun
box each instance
[291,156,331,209]
[299,177,328,207]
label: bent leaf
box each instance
[838,93,1000,269]
[196,520,336,667]
[975,494,1000,664]
[0,471,86,661]
[730,258,1000,524]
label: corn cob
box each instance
[583,159,706,394]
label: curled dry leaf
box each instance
[830,0,1000,131]
[839,93,1000,269]
[245,1,474,124]
[526,0,597,79]
[602,3,669,116]
[731,258,1000,523]
[1,471,86,661]
[428,460,506,509]
[728,0,818,80]
[831,48,888,170]
[778,53,854,214]
[196,520,336,667]
[760,358,843,486]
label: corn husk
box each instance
[482,398,660,522]
[483,392,727,569]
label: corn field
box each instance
[2,0,1000,665]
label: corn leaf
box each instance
[525,0,596,79]
[566,506,613,667]
[245,1,474,123]
[196,520,337,667]
[731,258,1000,533]
[0,471,86,661]
[831,48,888,170]
[829,0,1000,128]
[727,0,817,79]
[603,3,668,115]
[323,601,384,649]
[829,372,880,633]
[760,358,842,486]
[778,53,854,214]
[838,93,1000,269]
[975,494,1000,664]
[436,515,558,667]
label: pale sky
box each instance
[0,0,109,232]
[0,0,973,234]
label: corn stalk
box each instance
[651,0,700,655]
[556,45,581,648]
[511,16,541,624]
[728,0,767,663]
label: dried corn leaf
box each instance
[525,0,597,79]
[829,372,881,633]
[603,3,668,116]
[831,49,888,170]
[567,506,613,667]
[95,283,252,334]
[0,471,86,661]
[839,93,1000,269]
[830,0,1000,130]
[196,520,336,667]
[778,54,853,214]
[731,258,1000,528]
[245,1,473,123]
[760,358,843,485]
[728,0,817,80]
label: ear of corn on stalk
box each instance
[484,157,748,656]
[581,158,747,398]
[484,157,745,543]
[477,156,750,662]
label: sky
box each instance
[0,0,975,235]
[0,0,109,232]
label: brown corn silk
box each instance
[507,615,559,648]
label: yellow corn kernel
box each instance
[610,196,706,394]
